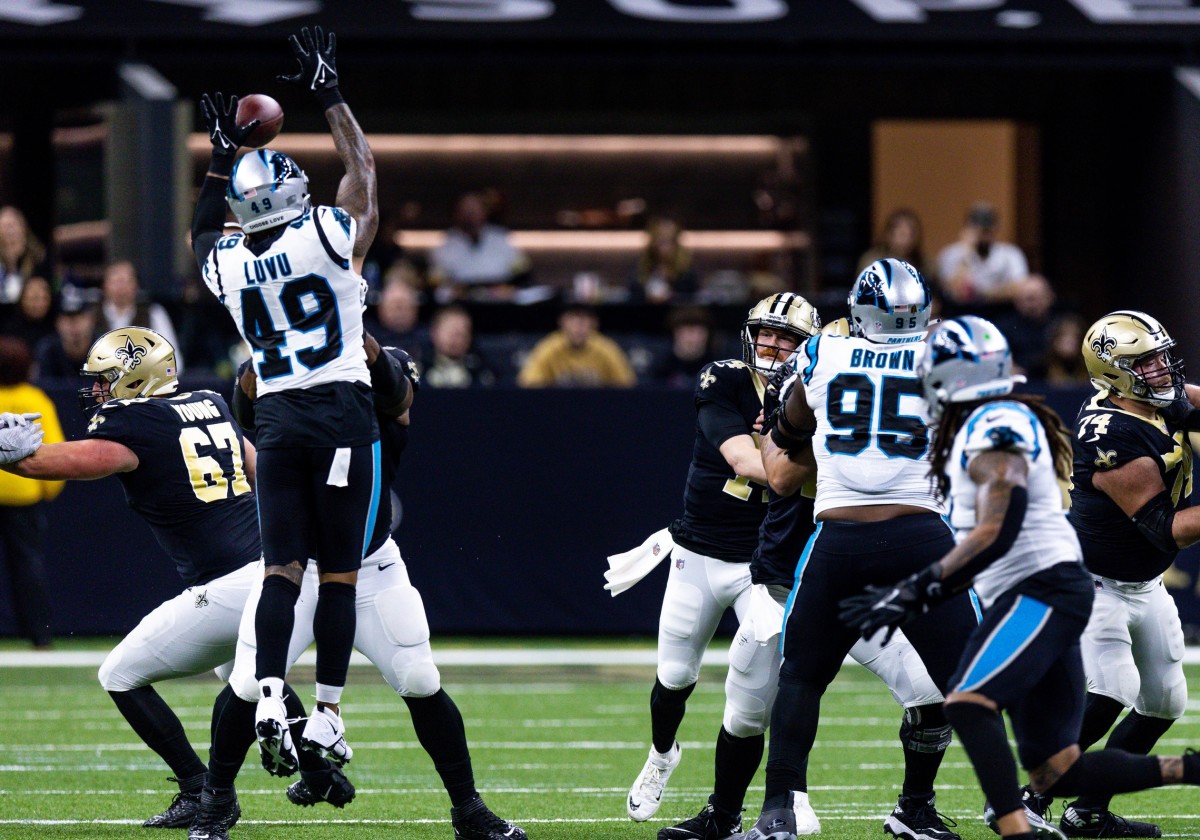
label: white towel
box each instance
[603,528,674,596]
[327,447,351,487]
[749,583,786,643]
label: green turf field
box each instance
[2,654,1198,840]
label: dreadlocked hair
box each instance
[927,394,1072,500]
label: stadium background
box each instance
[4,0,1200,640]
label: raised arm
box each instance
[5,438,139,481]
[192,92,261,268]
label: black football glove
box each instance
[278,25,344,109]
[200,93,260,157]
[385,346,421,392]
[837,565,943,644]
[1160,391,1200,430]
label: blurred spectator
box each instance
[0,336,65,648]
[96,260,182,368]
[935,202,1028,307]
[2,277,57,350]
[364,276,427,356]
[431,191,530,303]
[518,304,636,388]
[34,287,97,380]
[422,305,496,388]
[0,206,50,304]
[1043,314,1090,386]
[857,208,930,277]
[992,274,1058,378]
[650,306,715,388]
[631,217,698,304]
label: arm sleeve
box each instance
[191,154,235,269]
[695,364,753,449]
[231,361,256,431]
[942,485,1029,591]
[368,349,411,417]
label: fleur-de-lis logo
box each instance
[87,413,105,434]
[1090,330,1117,361]
[1095,448,1118,469]
[700,370,716,390]
[115,337,147,369]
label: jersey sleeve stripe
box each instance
[314,210,351,270]
[801,334,821,384]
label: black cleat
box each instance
[186,787,240,840]
[142,788,200,828]
[885,794,961,840]
[658,796,743,840]
[451,795,527,840]
[1060,805,1161,838]
[1022,786,1054,821]
[286,765,356,808]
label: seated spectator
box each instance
[34,286,97,380]
[96,260,182,368]
[2,277,56,351]
[0,206,49,304]
[423,305,497,388]
[857,208,930,277]
[1044,313,1090,386]
[650,306,714,388]
[518,304,636,388]
[365,275,427,358]
[630,217,698,304]
[430,191,530,303]
[935,202,1028,307]
[993,274,1058,378]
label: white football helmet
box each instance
[848,258,932,344]
[918,316,1025,421]
[227,149,311,234]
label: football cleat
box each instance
[983,800,1066,840]
[255,692,299,777]
[186,787,240,840]
[1060,805,1161,838]
[885,794,960,840]
[739,797,799,840]
[287,765,357,808]
[658,795,742,840]
[300,705,353,766]
[628,741,682,821]
[451,795,527,840]
[792,791,821,836]
[141,787,200,828]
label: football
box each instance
[236,94,284,149]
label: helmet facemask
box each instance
[741,292,821,376]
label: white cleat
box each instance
[793,791,821,835]
[255,693,298,777]
[300,705,353,766]
[627,741,682,821]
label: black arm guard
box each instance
[368,350,411,417]
[1132,491,1179,555]
[770,408,814,456]
[231,361,256,431]
[941,485,1028,592]
[192,153,235,269]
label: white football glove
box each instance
[0,412,41,429]
[0,422,43,465]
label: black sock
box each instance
[944,701,1022,820]
[109,686,207,786]
[763,674,821,807]
[1075,712,1175,810]
[313,581,357,690]
[206,685,256,790]
[650,678,696,755]
[1004,832,1036,840]
[1184,751,1200,784]
[254,575,301,681]
[1077,693,1126,752]
[404,690,477,807]
[1048,750,1164,798]
[900,703,950,799]
[278,681,329,772]
[712,726,764,815]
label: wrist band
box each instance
[316,86,346,110]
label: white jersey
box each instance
[202,205,370,396]
[947,400,1083,607]
[794,333,941,516]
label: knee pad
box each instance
[98,646,143,692]
[722,628,779,738]
[229,661,261,703]
[723,694,769,738]
[900,703,953,754]
[1138,668,1187,720]
[391,648,442,698]
[657,652,701,690]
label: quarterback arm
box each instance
[719,435,768,486]
[328,104,378,273]
[4,439,139,481]
[1092,456,1200,549]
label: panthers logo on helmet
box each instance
[929,323,979,367]
[854,271,887,309]
[115,337,148,370]
[1089,330,1117,361]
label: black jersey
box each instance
[85,391,262,587]
[364,346,417,555]
[669,360,769,562]
[1068,391,1192,582]
[751,487,817,587]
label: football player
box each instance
[192,25,398,773]
[741,259,978,840]
[657,319,956,840]
[841,316,1200,840]
[196,352,527,840]
[1050,311,1200,838]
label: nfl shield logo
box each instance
[652,542,661,556]
[675,556,685,570]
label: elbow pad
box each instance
[1132,491,1179,554]
[770,409,814,456]
[943,485,1028,592]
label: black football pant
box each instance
[763,514,978,804]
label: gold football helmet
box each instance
[1082,310,1184,407]
[78,327,179,411]
[742,292,821,376]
